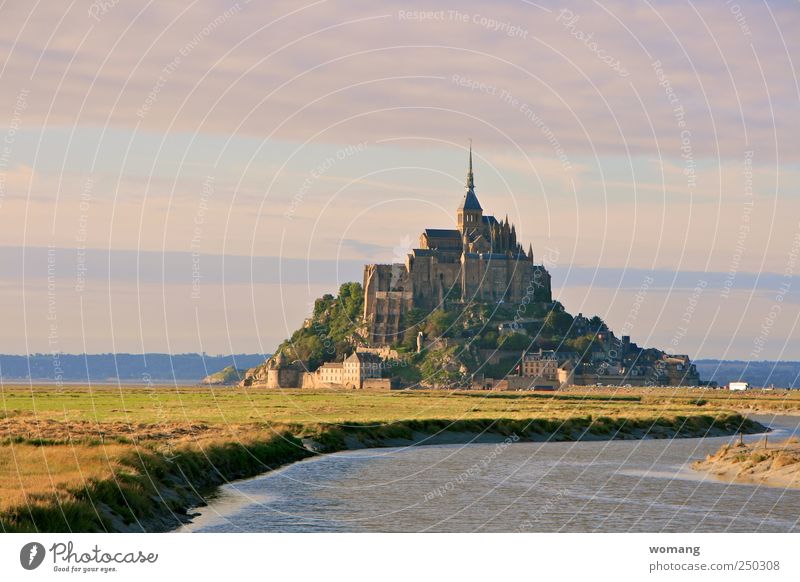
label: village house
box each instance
[316,351,383,388]
[521,349,559,380]
[317,361,344,384]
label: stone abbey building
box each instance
[363,148,553,345]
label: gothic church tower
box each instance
[456,143,483,236]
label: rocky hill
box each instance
[245,281,701,388]
[242,282,364,385]
[201,365,246,385]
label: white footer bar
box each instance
[1,533,797,581]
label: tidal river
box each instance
[181,415,800,533]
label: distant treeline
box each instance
[0,353,268,382]
[695,360,800,389]
[1,354,796,388]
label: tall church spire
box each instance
[457,141,482,232]
[466,139,474,191]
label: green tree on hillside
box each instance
[275,282,364,370]
[425,309,457,338]
[400,308,427,349]
[498,332,531,351]
[478,330,498,349]
[589,315,605,330]
[565,333,602,362]
[544,310,574,335]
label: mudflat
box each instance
[692,437,800,489]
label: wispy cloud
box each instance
[1,1,797,158]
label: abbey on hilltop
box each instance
[242,144,704,389]
[363,146,552,345]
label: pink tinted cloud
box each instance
[0,0,796,161]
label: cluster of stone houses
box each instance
[515,339,700,390]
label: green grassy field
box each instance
[1,384,797,532]
[5,384,800,426]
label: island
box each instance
[243,149,703,391]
